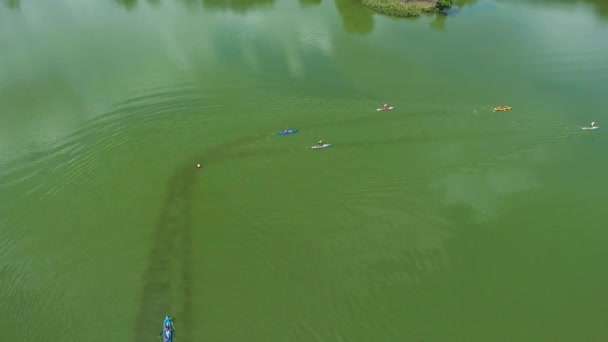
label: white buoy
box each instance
[196,163,201,169]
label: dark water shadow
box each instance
[201,0,276,14]
[334,0,375,35]
[581,0,607,17]
[299,0,322,7]
[133,161,194,341]
[4,0,19,10]
[132,133,263,341]
[427,0,479,31]
[114,0,138,10]
[429,13,447,30]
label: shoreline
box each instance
[362,0,452,18]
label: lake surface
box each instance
[1,0,608,340]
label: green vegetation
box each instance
[362,0,452,17]
[436,0,452,10]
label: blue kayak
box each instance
[161,316,174,342]
[277,129,298,135]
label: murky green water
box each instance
[1,0,607,340]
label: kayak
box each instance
[161,316,174,342]
[311,143,331,149]
[582,126,599,130]
[494,106,512,112]
[377,107,394,111]
[277,129,298,135]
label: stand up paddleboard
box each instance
[277,129,298,135]
[311,144,331,149]
[377,107,394,111]
[582,126,599,130]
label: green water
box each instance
[1,0,608,340]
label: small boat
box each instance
[161,316,174,342]
[494,106,512,112]
[377,105,394,111]
[277,129,298,135]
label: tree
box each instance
[436,0,453,10]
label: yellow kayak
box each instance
[494,106,512,112]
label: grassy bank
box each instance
[362,0,451,17]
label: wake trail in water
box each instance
[0,81,229,196]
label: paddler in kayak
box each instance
[318,140,324,146]
[383,104,389,110]
[591,122,596,127]
[283,125,289,133]
[160,317,173,339]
